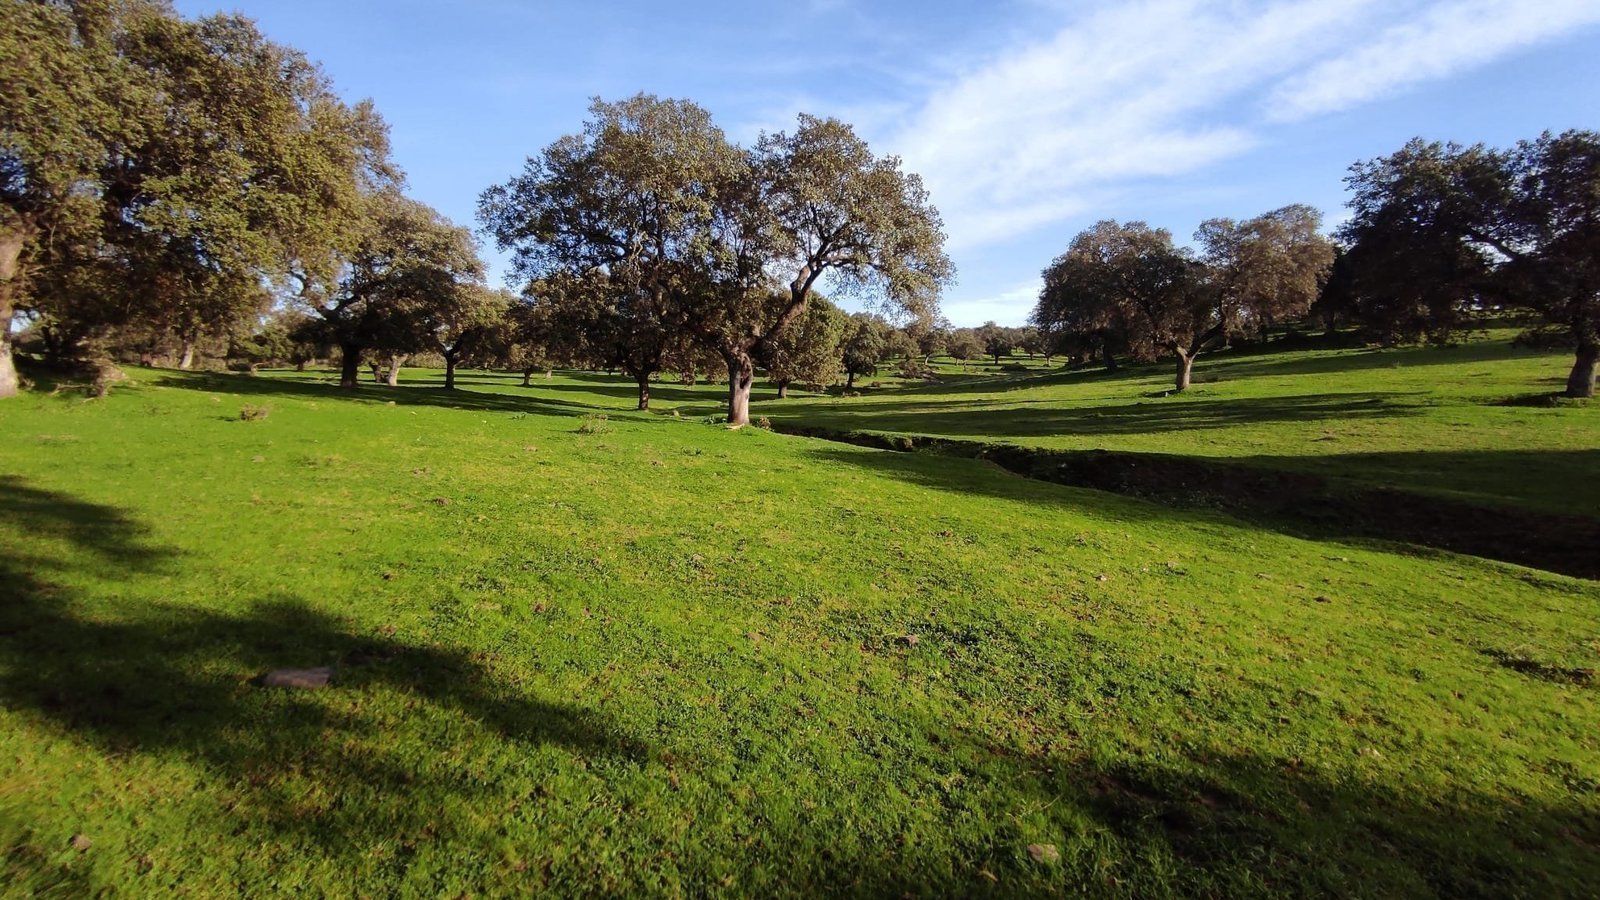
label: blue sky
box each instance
[176,0,1600,326]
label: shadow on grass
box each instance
[1,479,1596,892]
[0,475,645,889]
[1204,338,1549,380]
[150,369,601,418]
[1236,447,1600,519]
[950,735,1600,896]
[797,441,1600,579]
[780,391,1421,440]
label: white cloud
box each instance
[942,279,1044,327]
[875,0,1600,256]
[888,0,1376,250]
[1268,0,1600,121]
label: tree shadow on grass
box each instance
[778,391,1422,440]
[929,735,1600,896]
[1,480,1595,893]
[1204,338,1553,381]
[0,476,646,889]
[149,369,603,419]
[798,442,1600,578]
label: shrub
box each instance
[575,413,610,434]
[239,404,271,422]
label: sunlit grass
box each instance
[0,353,1595,895]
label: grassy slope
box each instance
[1,368,1596,896]
[753,333,1599,518]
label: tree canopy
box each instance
[1342,132,1600,397]
[481,94,951,423]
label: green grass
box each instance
[1,358,1597,896]
[757,333,1599,518]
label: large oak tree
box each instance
[692,114,952,425]
[1343,133,1600,397]
[482,98,950,423]
[479,95,735,410]
[2,1,394,392]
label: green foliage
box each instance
[840,312,888,384]
[1034,210,1334,389]
[1,0,397,382]
[761,296,847,391]
[298,191,486,387]
[1342,130,1600,397]
[479,94,952,424]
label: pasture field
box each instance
[0,352,1596,896]
[760,332,1600,519]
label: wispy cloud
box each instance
[1268,0,1600,121]
[874,0,1600,254]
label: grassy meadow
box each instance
[758,332,1600,519]
[1,339,1597,896]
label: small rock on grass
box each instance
[260,666,333,689]
[1027,843,1060,863]
[69,834,91,852]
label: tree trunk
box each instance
[1100,343,1118,372]
[521,368,533,387]
[295,360,306,372]
[846,370,855,389]
[178,335,196,370]
[0,224,30,398]
[1174,350,1194,392]
[776,379,789,399]
[339,343,361,389]
[635,373,650,410]
[726,352,753,426]
[444,354,457,390]
[385,354,402,387]
[1568,341,1598,399]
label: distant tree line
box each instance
[1030,132,1600,398]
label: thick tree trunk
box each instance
[1100,343,1118,372]
[1174,351,1194,392]
[776,379,789,399]
[177,336,196,370]
[1568,341,1598,399]
[385,354,402,387]
[0,317,14,400]
[0,225,28,399]
[726,352,754,426]
[295,360,306,372]
[521,368,533,387]
[444,354,457,390]
[635,373,650,410]
[846,370,855,389]
[339,343,361,389]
